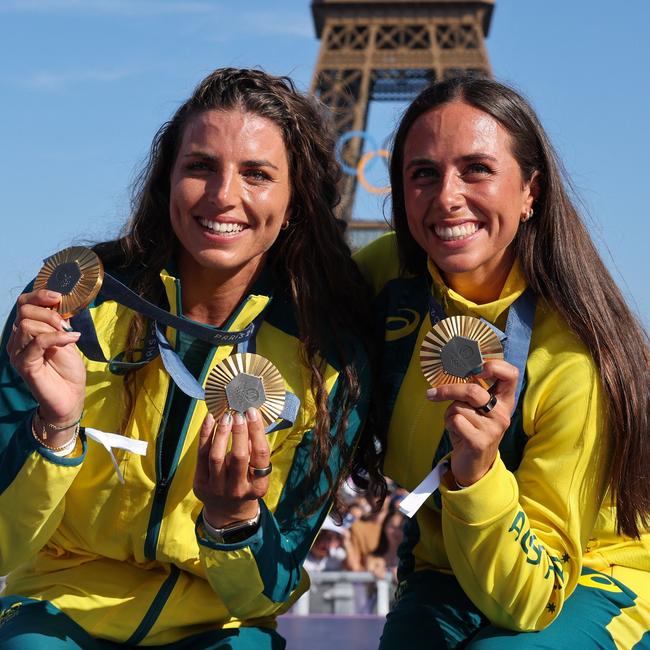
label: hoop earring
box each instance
[280,221,290,231]
[520,208,534,223]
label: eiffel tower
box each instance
[310,0,494,246]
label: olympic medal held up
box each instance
[420,316,503,390]
[33,246,104,319]
[205,353,286,427]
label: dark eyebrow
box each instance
[182,151,216,161]
[404,153,498,170]
[460,153,498,163]
[241,159,280,171]
[181,152,280,171]
[404,157,435,171]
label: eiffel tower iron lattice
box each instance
[310,0,494,247]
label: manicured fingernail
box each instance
[221,411,232,425]
[46,291,61,299]
[62,325,74,332]
[246,407,258,422]
[205,413,215,429]
[233,412,245,425]
[426,388,437,399]
[67,331,81,339]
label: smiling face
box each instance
[402,100,537,302]
[169,108,291,285]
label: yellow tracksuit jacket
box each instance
[0,263,369,644]
[355,232,649,632]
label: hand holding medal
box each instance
[193,353,287,529]
[6,249,93,432]
[421,315,519,488]
[400,315,519,518]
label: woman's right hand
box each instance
[426,359,518,487]
[6,289,86,427]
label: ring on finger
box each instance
[249,462,272,478]
[477,393,498,414]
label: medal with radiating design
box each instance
[420,316,503,389]
[34,246,104,318]
[205,353,286,427]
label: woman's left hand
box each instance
[193,407,271,528]
[426,359,519,487]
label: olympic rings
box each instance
[335,130,378,175]
[357,149,390,194]
[335,130,391,195]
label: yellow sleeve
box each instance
[0,307,87,575]
[0,413,87,575]
[440,332,609,631]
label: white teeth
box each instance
[198,218,245,234]
[434,222,479,241]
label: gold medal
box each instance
[205,353,286,427]
[33,246,104,318]
[420,315,503,389]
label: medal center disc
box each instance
[224,373,266,413]
[439,335,483,378]
[45,261,81,295]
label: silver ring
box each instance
[249,462,272,478]
[477,394,498,414]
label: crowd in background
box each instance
[305,479,407,579]
[299,479,408,613]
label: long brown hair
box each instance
[95,68,385,512]
[390,76,650,538]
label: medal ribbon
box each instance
[70,271,300,433]
[70,271,255,389]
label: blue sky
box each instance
[1,0,649,326]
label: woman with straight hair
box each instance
[355,76,650,648]
[0,67,383,649]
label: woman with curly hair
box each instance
[0,68,382,649]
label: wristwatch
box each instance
[202,510,261,544]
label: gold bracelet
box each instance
[32,415,79,453]
[36,408,82,440]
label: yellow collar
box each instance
[427,259,528,329]
[158,267,272,332]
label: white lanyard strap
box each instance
[84,428,148,484]
[399,459,449,518]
